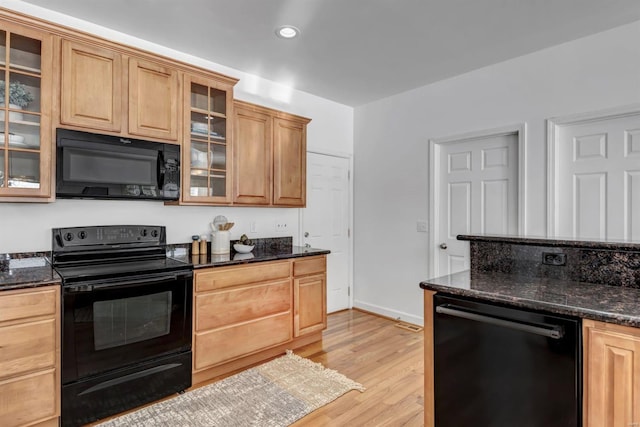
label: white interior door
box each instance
[551,111,640,240]
[302,152,351,313]
[433,132,519,277]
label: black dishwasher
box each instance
[433,294,581,427]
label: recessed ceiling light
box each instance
[276,25,300,39]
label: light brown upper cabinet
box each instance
[60,40,179,141]
[0,20,54,200]
[128,58,179,140]
[233,100,310,207]
[181,73,235,204]
[273,116,308,206]
[60,40,123,133]
[233,102,272,205]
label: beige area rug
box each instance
[96,350,365,427]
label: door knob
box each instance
[304,231,309,237]
[439,243,448,250]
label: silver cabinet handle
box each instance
[304,231,309,237]
[439,243,448,249]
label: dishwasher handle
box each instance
[436,304,564,339]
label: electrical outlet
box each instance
[542,252,566,266]
[275,221,289,232]
[250,221,257,233]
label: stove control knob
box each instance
[140,229,148,237]
[78,231,87,239]
[151,229,159,238]
[64,232,74,242]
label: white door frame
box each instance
[546,103,640,237]
[298,149,354,309]
[428,123,527,277]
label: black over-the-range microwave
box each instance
[56,129,180,201]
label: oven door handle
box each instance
[65,271,193,293]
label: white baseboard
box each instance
[353,300,424,326]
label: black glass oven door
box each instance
[62,270,192,383]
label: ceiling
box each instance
[19,0,640,107]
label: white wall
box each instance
[353,21,640,325]
[0,1,353,253]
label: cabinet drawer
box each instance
[0,288,57,323]
[196,261,290,292]
[0,369,57,427]
[0,319,56,379]
[195,279,291,331]
[194,312,292,370]
[293,256,325,277]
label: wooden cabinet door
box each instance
[584,320,640,427]
[273,116,308,206]
[128,58,179,141]
[294,273,326,336]
[233,102,272,204]
[0,21,54,200]
[182,73,233,204]
[60,40,123,132]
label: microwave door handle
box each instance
[157,151,164,190]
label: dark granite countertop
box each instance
[0,240,328,291]
[168,245,330,269]
[458,234,640,251]
[0,257,61,291]
[420,271,640,327]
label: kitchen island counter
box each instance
[422,234,640,427]
[420,270,640,327]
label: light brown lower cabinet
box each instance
[583,319,640,427]
[0,285,60,427]
[293,256,327,336]
[192,256,327,385]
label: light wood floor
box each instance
[291,309,425,426]
[88,309,425,426]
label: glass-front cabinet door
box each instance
[0,22,52,199]
[182,74,234,204]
